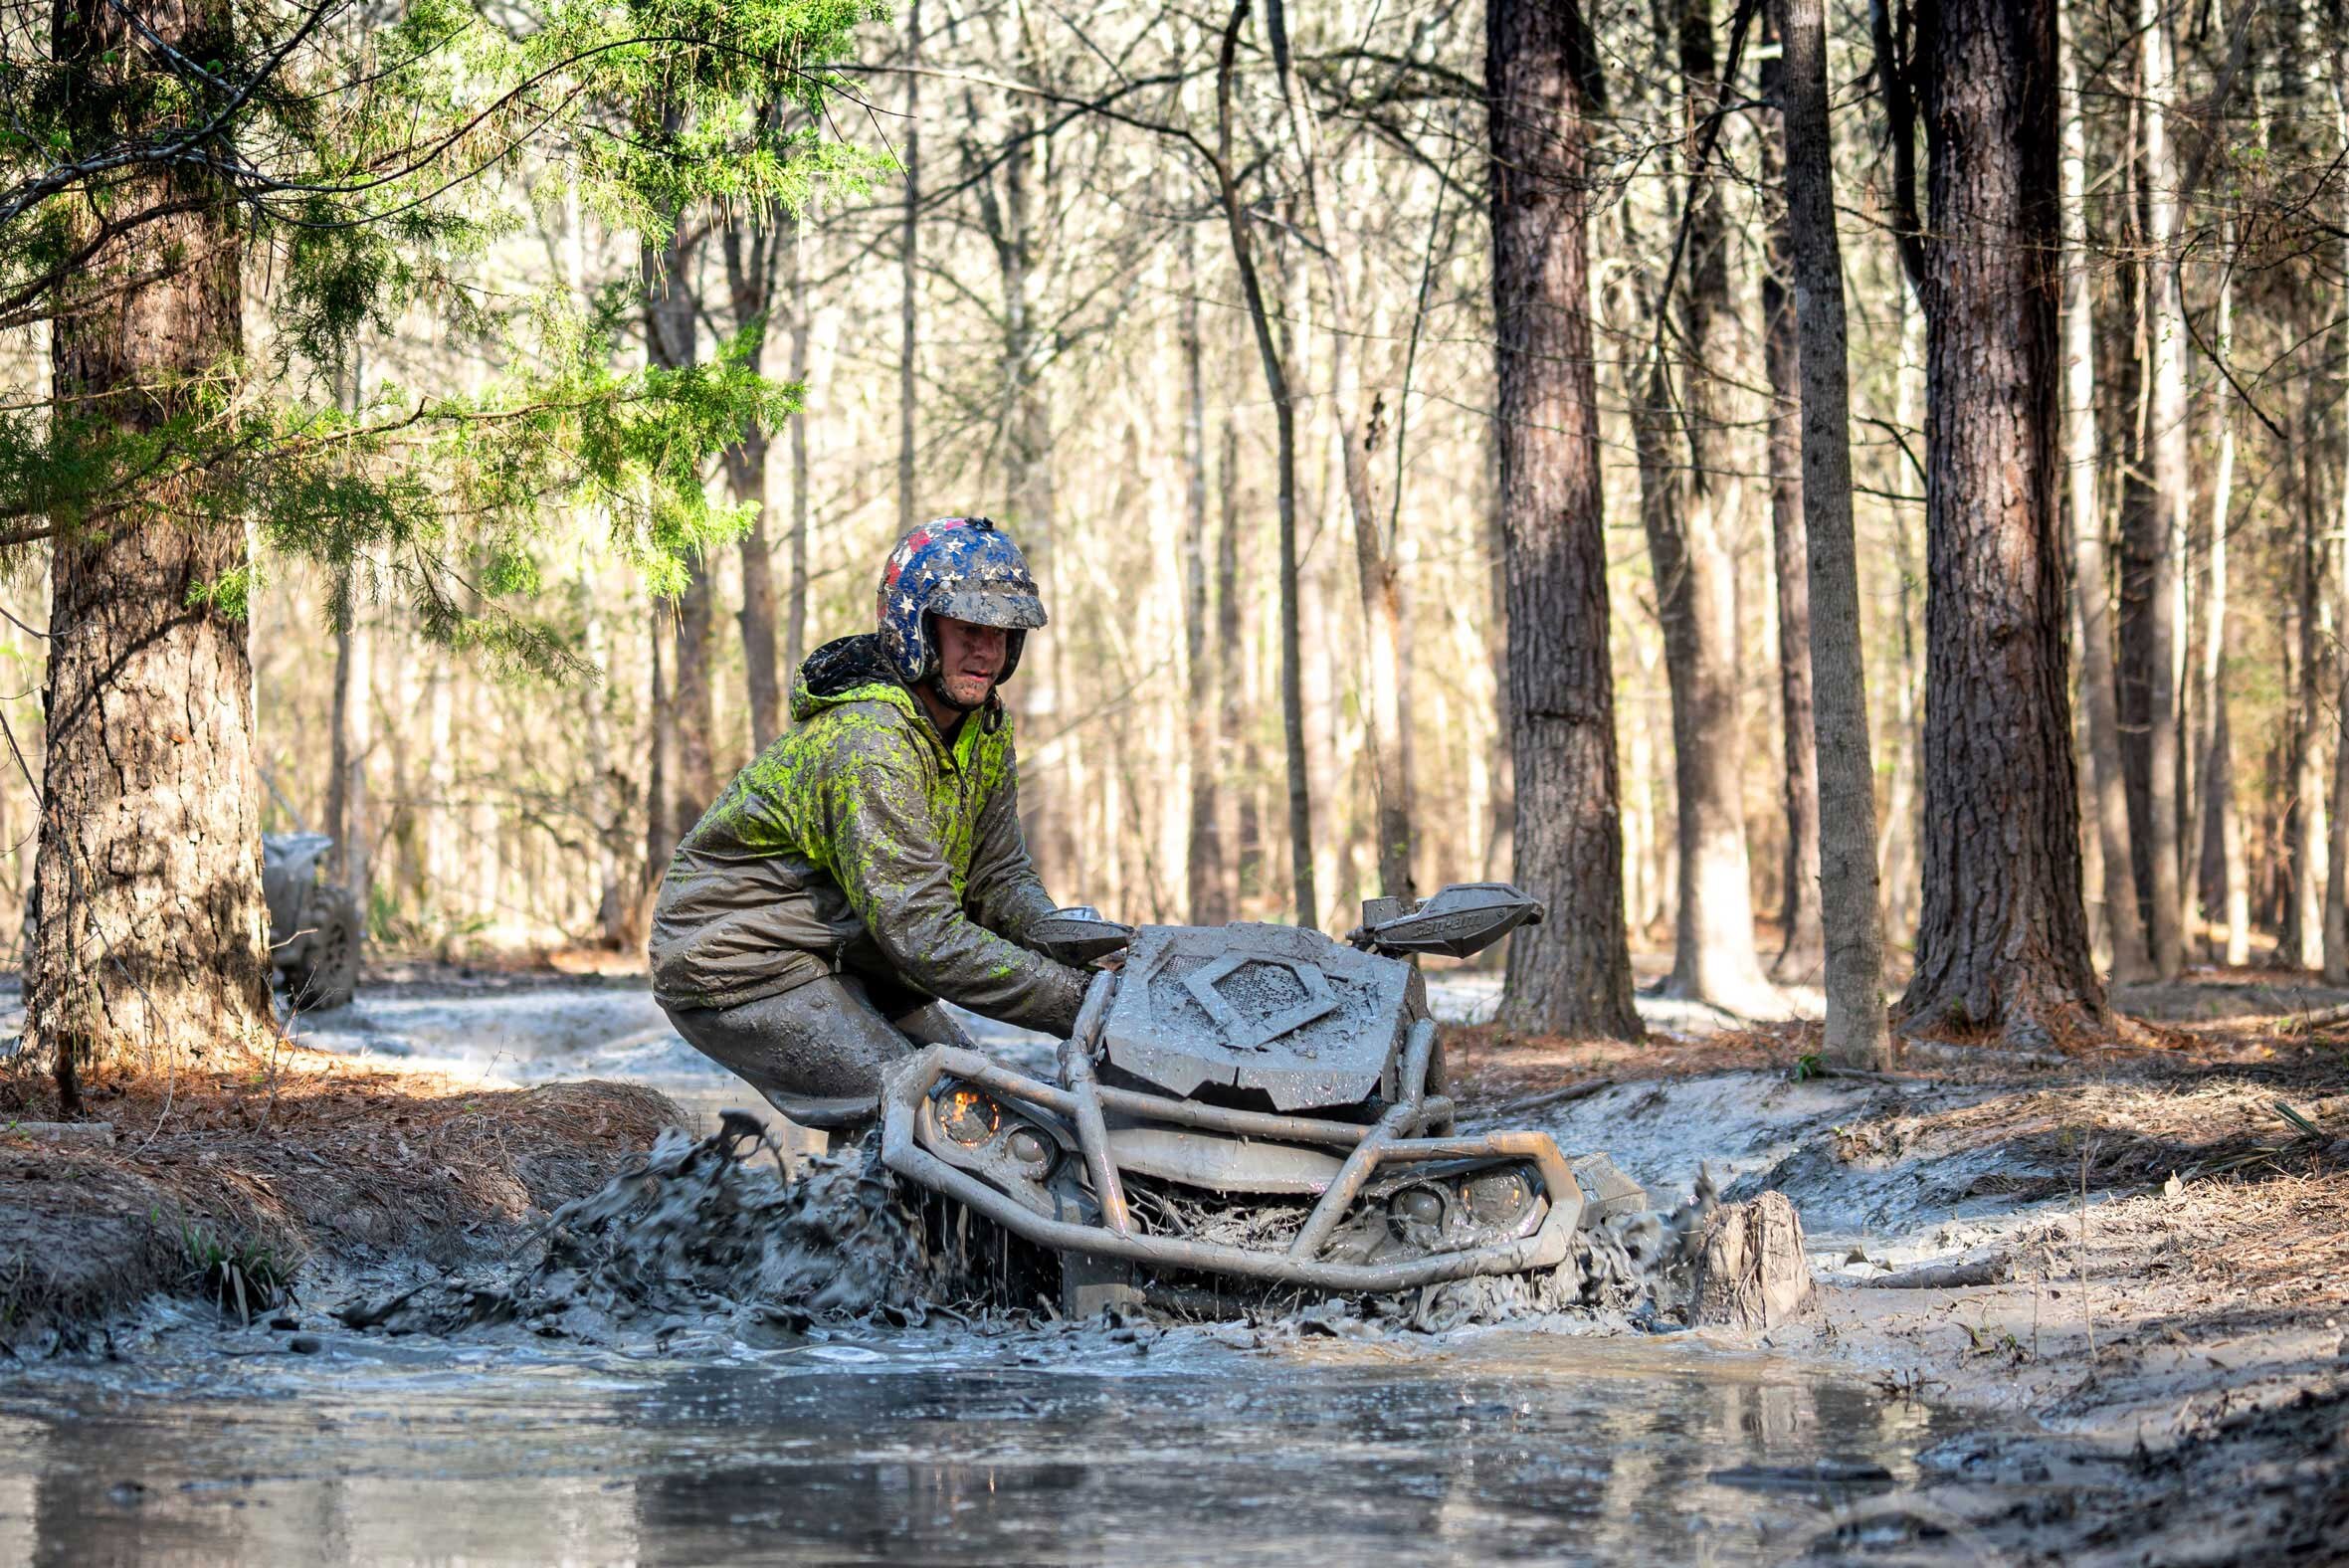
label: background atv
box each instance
[880,884,1646,1314]
[263,833,363,1010]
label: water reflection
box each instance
[0,1331,1951,1566]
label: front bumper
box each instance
[879,1008,1583,1294]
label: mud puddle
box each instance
[0,1320,1974,1565]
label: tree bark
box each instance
[2327,56,2349,983]
[898,0,921,537]
[2290,425,2328,971]
[1757,11,1825,985]
[1181,235,1228,924]
[1776,0,1893,1069]
[29,0,276,1103]
[1213,4,1314,926]
[325,566,374,922]
[643,220,716,831]
[2061,0,2153,982]
[720,215,783,751]
[1636,0,1777,1016]
[1263,0,1413,903]
[785,229,812,680]
[1218,414,1262,912]
[1900,0,2109,1046]
[2134,0,2188,977]
[643,606,679,904]
[1487,0,1643,1040]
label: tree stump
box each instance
[1690,1193,1815,1329]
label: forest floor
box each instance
[0,962,2342,1560]
[0,1044,679,1343]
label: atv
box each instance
[879,884,1645,1314]
[263,832,363,1010]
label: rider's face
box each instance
[933,616,1008,707]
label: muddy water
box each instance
[0,1326,1958,1565]
[1,980,1979,1564]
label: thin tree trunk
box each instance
[1758,10,1825,985]
[2062,0,2153,982]
[1263,0,1413,901]
[2201,227,2245,966]
[1181,235,1228,924]
[30,0,275,1102]
[2291,426,2328,970]
[785,228,812,681]
[1640,0,1778,1015]
[720,215,783,751]
[1213,6,1314,925]
[898,0,921,537]
[644,607,676,890]
[1900,0,2109,1046]
[2327,56,2349,983]
[1777,0,1892,1068]
[644,222,716,829]
[1217,414,1262,912]
[1487,0,1642,1040]
[325,570,374,920]
[2135,0,2188,977]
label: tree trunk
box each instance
[720,214,783,751]
[325,567,374,922]
[785,230,812,681]
[1639,0,1778,1015]
[1218,414,1262,912]
[898,0,921,537]
[2290,429,2328,971]
[29,0,275,1103]
[1900,0,2109,1046]
[1264,0,1413,902]
[1758,11,1825,986]
[2327,58,2349,983]
[1181,238,1228,924]
[1487,0,1643,1040]
[2134,0,2188,977]
[729,424,781,751]
[2199,220,2241,965]
[643,223,716,830]
[1213,10,1314,925]
[644,607,676,890]
[1776,0,1892,1069]
[2061,0,2153,982]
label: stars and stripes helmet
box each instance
[876,515,1048,686]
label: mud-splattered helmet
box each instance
[876,515,1048,687]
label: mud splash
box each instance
[346,1119,1729,1343]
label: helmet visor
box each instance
[934,585,1047,630]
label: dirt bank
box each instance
[0,1046,677,1347]
[1450,990,2349,1563]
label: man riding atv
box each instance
[650,515,1093,1130]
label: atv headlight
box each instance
[1005,1124,1054,1174]
[939,1084,1000,1146]
[1389,1186,1447,1227]
[1461,1165,1536,1229]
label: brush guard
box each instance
[880,973,1584,1294]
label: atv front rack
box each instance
[880,974,1584,1293]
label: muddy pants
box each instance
[660,973,974,1130]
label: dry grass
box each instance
[0,1042,679,1342]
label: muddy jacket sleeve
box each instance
[818,739,1087,1035]
[963,738,1060,945]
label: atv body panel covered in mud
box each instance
[881,886,1610,1305]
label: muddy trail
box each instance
[4,968,2346,1563]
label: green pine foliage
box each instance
[0,0,885,670]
